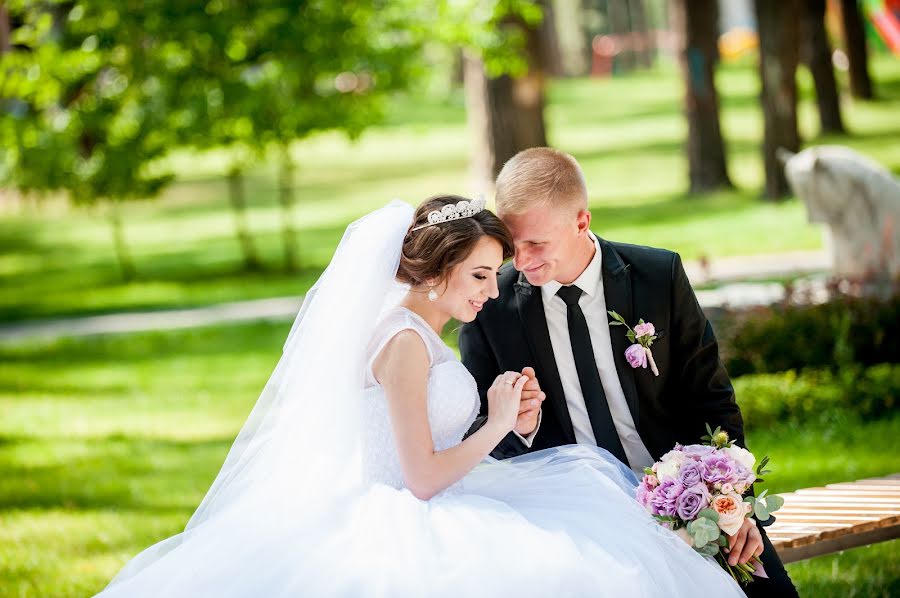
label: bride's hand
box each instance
[487,372,529,433]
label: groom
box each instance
[460,148,798,597]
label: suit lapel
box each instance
[599,237,641,426]
[514,273,577,444]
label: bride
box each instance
[97,196,745,597]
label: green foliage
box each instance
[734,363,900,428]
[719,293,900,377]
[1,1,179,203]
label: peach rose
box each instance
[711,492,747,536]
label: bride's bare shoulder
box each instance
[372,328,430,386]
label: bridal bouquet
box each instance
[636,425,783,585]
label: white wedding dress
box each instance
[97,202,745,597]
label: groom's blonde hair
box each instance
[495,147,589,215]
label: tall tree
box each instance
[607,0,636,71]
[0,1,181,279]
[840,0,874,99]
[1,0,422,276]
[170,1,419,272]
[801,0,846,134]
[754,0,802,199]
[463,1,549,185]
[628,0,654,68]
[670,0,733,193]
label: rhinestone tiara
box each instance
[410,196,486,232]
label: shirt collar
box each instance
[541,233,603,300]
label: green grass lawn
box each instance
[1,321,898,597]
[2,56,900,323]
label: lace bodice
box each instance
[361,307,480,490]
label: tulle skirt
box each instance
[98,445,745,597]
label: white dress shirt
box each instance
[523,234,654,474]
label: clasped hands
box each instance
[495,366,544,436]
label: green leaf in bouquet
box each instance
[757,489,768,500]
[697,508,720,523]
[643,467,654,476]
[697,543,720,557]
[756,456,770,475]
[653,515,678,525]
[717,535,728,547]
[765,495,784,513]
[688,517,720,548]
[754,502,770,521]
[607,311,626,325]
[626,330,636,343]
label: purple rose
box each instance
[650,479,684,517]
[625,344,647,369]
[701,453,736,485]
[678,459,705,488]
[676,484,711,521]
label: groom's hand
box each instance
[514,367,544,436]
[725,518,763,566]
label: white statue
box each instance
[779,145,900,285]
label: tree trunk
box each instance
[608,0,635,71]
[801,0,846,134]
[0,4,11,53]
[628,0,654,68]
[227,167,262,271]
[108,201,136,281]
[463,18,549,184]
[670,0,733,193]
[754,0,801,200]
[278,148,298,273]
[840,0,874,99]
[539,0,565,77]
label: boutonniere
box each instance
[608,311,660,376]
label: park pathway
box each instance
[0,250,829,344]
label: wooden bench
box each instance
[768,473,900,563]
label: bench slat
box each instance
[767,473,900,561]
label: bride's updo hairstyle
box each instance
[398,195,514,286]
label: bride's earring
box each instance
[428,286,438,302]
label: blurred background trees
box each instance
[1,0,895,275]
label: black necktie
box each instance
[556,285,629,466]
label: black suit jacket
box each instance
[459,237,745,461]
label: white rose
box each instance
[723,445,756,471]
[711,493,747,536]
[656,451,687,481]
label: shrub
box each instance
[718,293,900,377]
[735,364,900,428]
